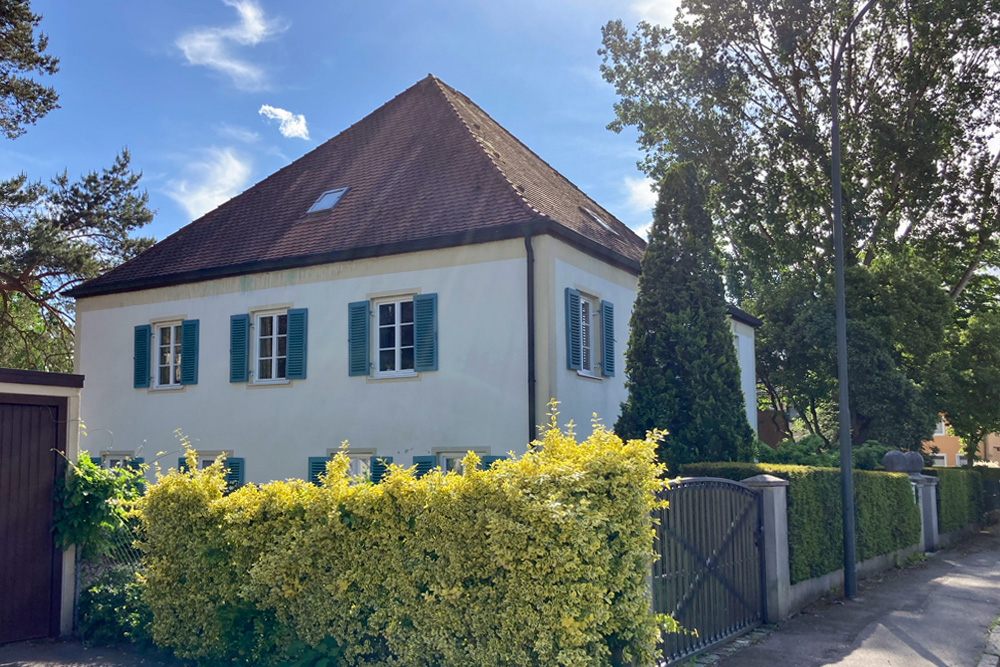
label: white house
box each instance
[70,76,759,485]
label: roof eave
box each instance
[67,218,641,299]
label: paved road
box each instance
[0,641,181,667]
[718,525,1000,667]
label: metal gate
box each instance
[652,477,765,664]
[0,396,65,645]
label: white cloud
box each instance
[166,147,252,219]
[176,0,285,91]
[633,220,653,240]
[624,176,658,212]
[258,105,310,140]
[631,0,682,26]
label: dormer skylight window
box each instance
[582,207,619,235]
[307,187,349,214]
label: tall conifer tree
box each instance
[615,163,754,470]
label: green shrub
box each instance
[78,565,152,648]
[923,468,983,533]
[680,462,921,584]
[755,437,891,470]
[137,420,667,667]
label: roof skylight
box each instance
[307,187,349,214]
[582,207,618,235]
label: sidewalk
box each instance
[717,525,1000,667]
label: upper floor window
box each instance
[134,320,199,389]
[155,323,182,388]
[255,311,288,382]
[933,418,947,437]
[348,294,438,378]
[376,298,415,377]
[565,288,615,378]
[229,309,307,384]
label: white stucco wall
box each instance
[532,237,639,437]
[76,241,530,483]
[732,320,758,433]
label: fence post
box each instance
[909,473,940,552]
[742,474,790,623]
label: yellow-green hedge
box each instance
[679,462,921,584]
[137,420,667,667]
[923,468,983,533]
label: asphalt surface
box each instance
[717,525,1000,667]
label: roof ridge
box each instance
[427,77,545,221]
[433,78,643,245]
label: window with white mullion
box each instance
[376,299,415,376]
[580,299,594,373]
[256,313,288,381]
[155,323,182,387]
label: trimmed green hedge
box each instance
[137,421,666,667]
[922,468,983,533]
[680,463,921,584]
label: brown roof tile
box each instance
[71,76,646,297]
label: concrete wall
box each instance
[732,320,757,432]
[76,240,531,483]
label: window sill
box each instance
[576,370,603,381]
[149,385,185,393]
[369,372,420,382]
[248,379,292,388]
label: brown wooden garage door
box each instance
[0,395,65,645]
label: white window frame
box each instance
[436,449,489,474]
[957,454,968,467]
[101,451,135,469]
[325,449,374,478]
[253,310,289,384]
[933,419,947,437]
[194,450,233,469]
[577,293,602,379]
[373,296,417,379]
[153,321,183,389]
[931,453,947,467]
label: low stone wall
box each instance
[939,522,979,549]
[785,542,923,615]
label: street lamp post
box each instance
[830,0,875,600]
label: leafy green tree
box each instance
[931,312,1000,461]
[0,0,59,139]
[0,2,153,371]
[615,162,754,470]
[600,0,1000,448]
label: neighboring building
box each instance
[924,417,1000,467]
[69,76,759,484]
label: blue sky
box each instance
[3,0,677,243]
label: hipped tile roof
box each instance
[70,76,646,298]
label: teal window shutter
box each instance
[178,457,188,472]
[307,456,328,485]
[481,455,508,469]
[348,301,370,376]
[180,319,200,385]
[412,455,436,477]
[286,308,308,379]
[413,293,438,372]
[230,314,250,383]
[565,288,582,370]
[370,456,393,483]
[225,458,245,491]
[600,300,615,377]
[89,456,102,467]
[134,324,151,388]
[127,457,145,469]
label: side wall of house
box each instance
[532,236,757,439]
[75,241,530,483]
